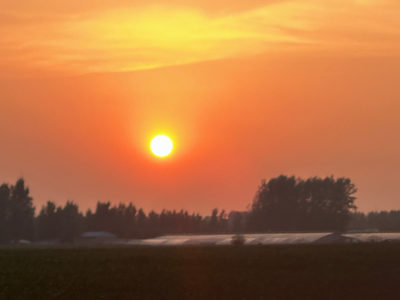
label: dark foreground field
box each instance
[1,244,400,300]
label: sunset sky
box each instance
[1,0,399,215]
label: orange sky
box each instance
[1,0,399,215]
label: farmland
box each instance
[1,243,400,299]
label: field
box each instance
[1,243,400,299]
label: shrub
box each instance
[231,234,246,246]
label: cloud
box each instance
[1,0,399,74]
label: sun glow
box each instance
[150,135,173,157]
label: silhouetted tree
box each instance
[36,201,59,240]
[209,208,219,232]
[113,203,137,238]
[57,201,83,243]
[348,211,369,230]
[148,210,159,236]
[229,211,245,233]
[249,176,357,232]
[249,176,303,231]
[0,174,362,241]
[0,184,10,242]
[192,213,203,233]
[303,177,357,231]
[218,209,228,233]
[351,210,400,232]
[92,202,113,232]
[231,234,245,245]
[8,179,35,241]
[123,203,137,237]
[136,208,147,238]
[85,208,95,232]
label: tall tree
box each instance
[148,210,159,236]
[92,202,112,232]
[8,179,35,241]
[249,176,357,232]
[303,177,357,231]
[218,210,228,233]
[229,211,245,233]
[123,203,137,238]
[209,208,219,232]
[36,201,59,240]
[136,208,147,238]
[57,201,83,243]
[0,184,10,242]
[250,176,303,231]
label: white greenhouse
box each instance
[127,232,357,246]
[345,232,400,243]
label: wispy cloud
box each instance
[1,0,399,74]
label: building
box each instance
[75,231,118,245]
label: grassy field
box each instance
[1,243,400,299]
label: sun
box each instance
[150,135,173,157]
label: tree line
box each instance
[348,211,400,232]
[247,175,357,232]
[0,179,35,243]
[3,175,390,244]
